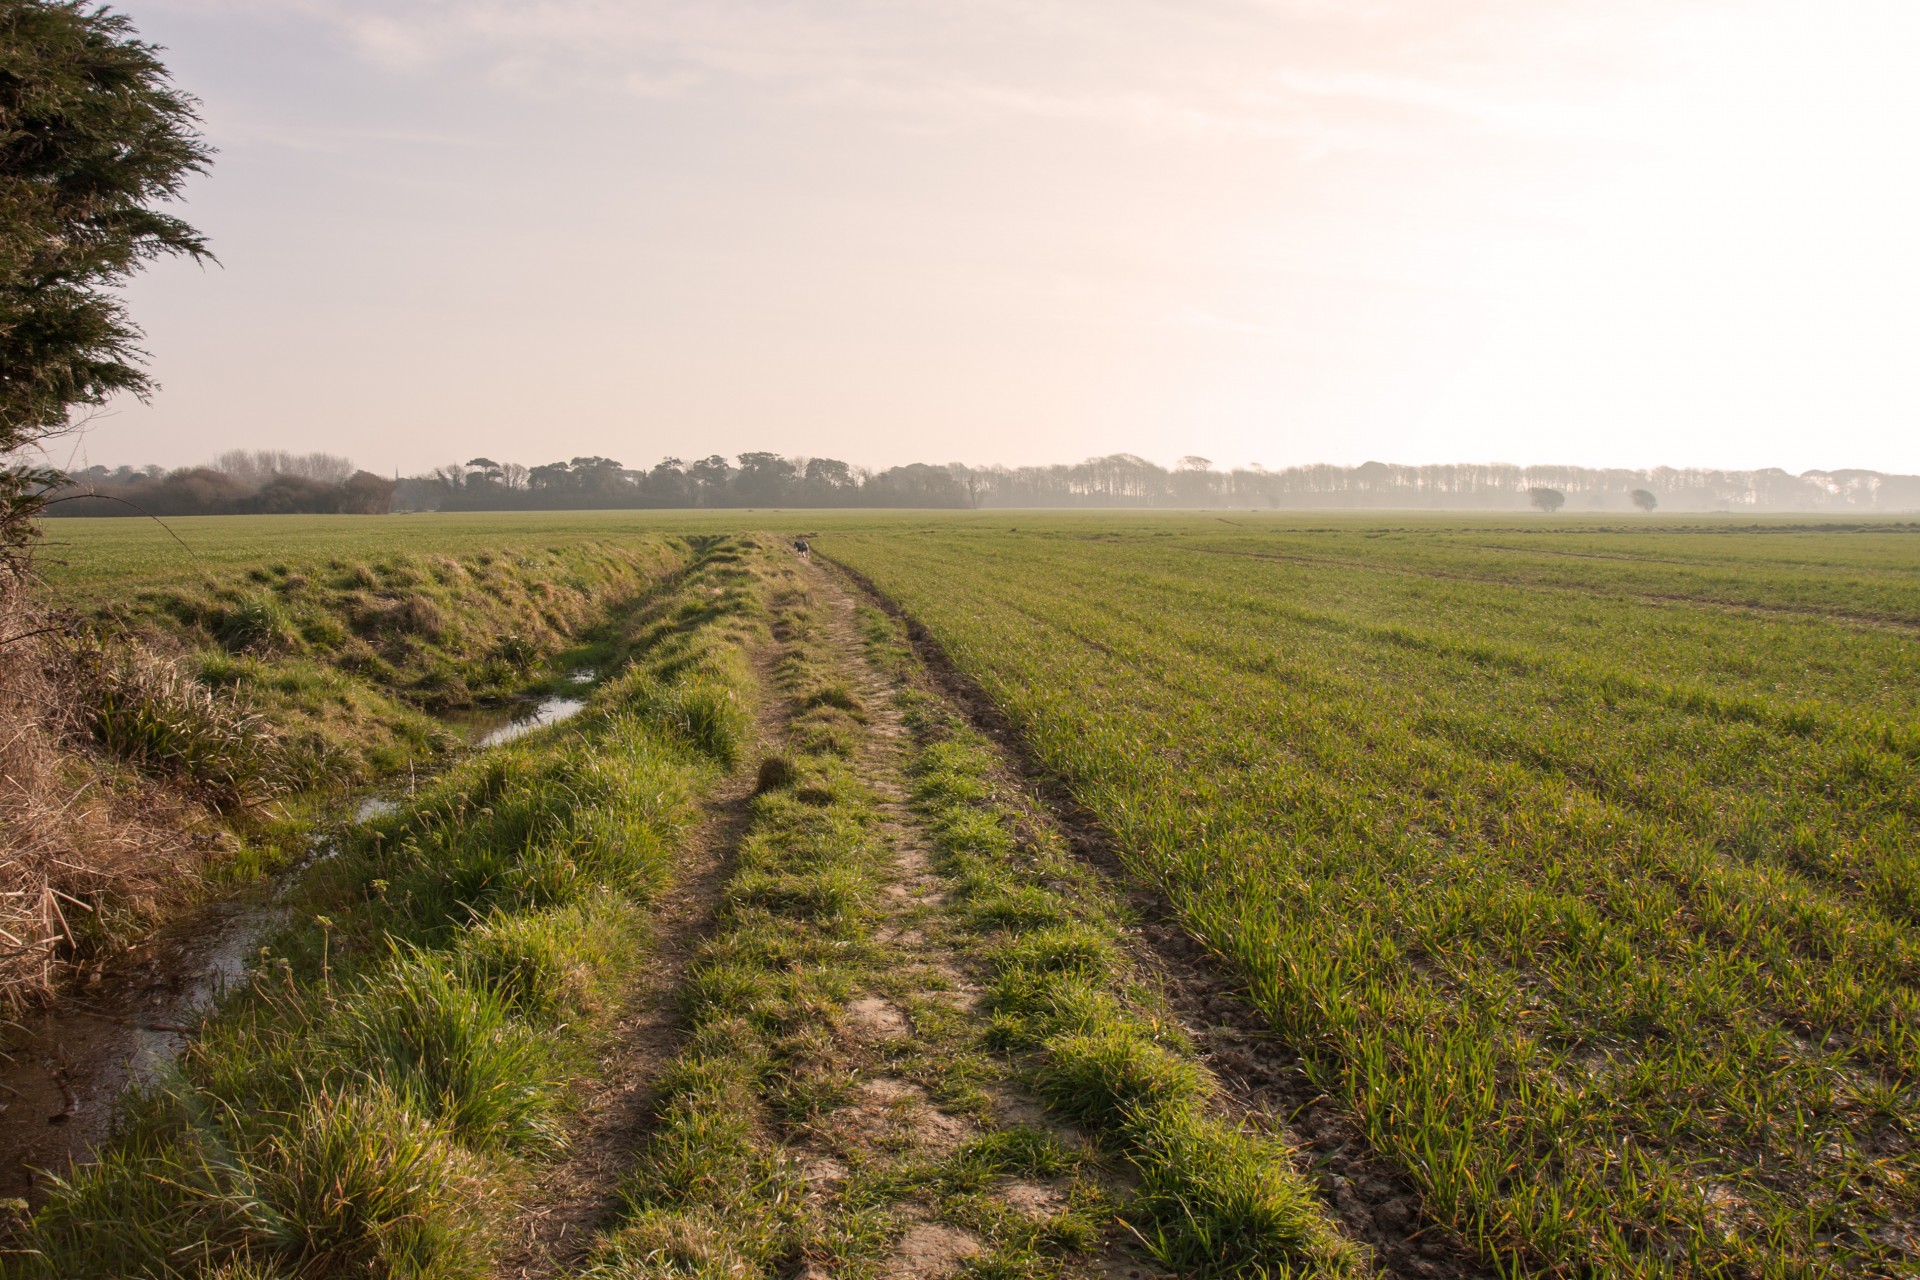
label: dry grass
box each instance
[0,589,209,1009]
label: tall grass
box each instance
[0,592,207,1007]
[10,541,766,1278]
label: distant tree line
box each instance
[399,454,1920,513]
[43,452,1920,516]
[395,453,972,512]
[47,452,396,516]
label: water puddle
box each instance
[0,668,601,1201]
[0,899,283,1201]
[474,695,588,748]
[435,674,594,750]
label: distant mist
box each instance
[47,452,395,517]
[43,453,1920,515]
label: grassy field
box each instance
[18,510,1920,1277]
[38,508,1913,595]
[824,515,1920,1275]
[32,511,750,594]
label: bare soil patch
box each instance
[888,1220,985,1278]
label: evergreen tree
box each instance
[1,0,211,558]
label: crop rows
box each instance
[828,520,1920,1276]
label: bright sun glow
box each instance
[70,0,1920,474]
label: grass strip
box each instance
[858,602,1362,1279]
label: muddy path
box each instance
[817,556,1497,1280]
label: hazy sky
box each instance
[63,0,1920,476]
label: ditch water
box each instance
[439,691,590,749]
[0,673,597,1203]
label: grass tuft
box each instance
[756,753,799,793]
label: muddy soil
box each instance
[0,895,279,1201]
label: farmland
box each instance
[826,516,1920,1275]
[31,510,759,595]
[5,510,1917,1278]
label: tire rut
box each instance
[814,556,1499,1280]
[497,643,791,1280]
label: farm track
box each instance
[497,642,790,1279]
[541,557,1186,1277]
[821,557,1496,1280]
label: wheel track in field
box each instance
[496,639,791,1280]
[815,554,1500,1280]
[533,550,1174,1279]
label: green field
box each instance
[33,511,746,594]
[21,510,1920,1277]
[827,516,1920,1274]
[39,508,1916,596]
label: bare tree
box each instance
[213,450,354,488]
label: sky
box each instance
[61,0,1920,476]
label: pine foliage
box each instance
[0,0,210,459]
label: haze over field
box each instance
[64,0,1920,478]
[8,6,1920,1269]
